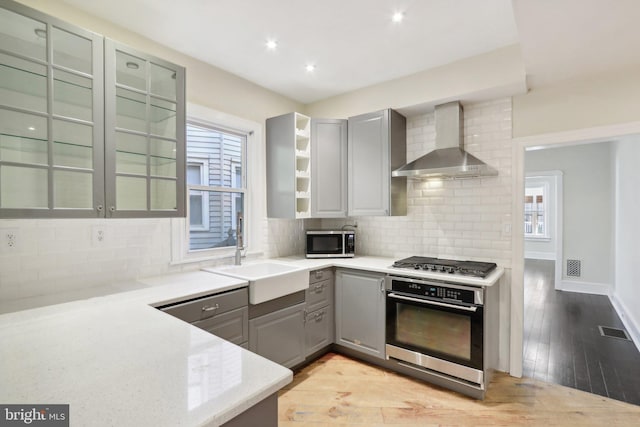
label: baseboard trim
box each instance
[559,280,610,295]
[610,294,640,352]
[524,252,555,261]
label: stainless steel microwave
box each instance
[306,230,355,258]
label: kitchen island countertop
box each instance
[0,271,291,427]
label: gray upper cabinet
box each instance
[266,112,311,219]
[0,1,104,218]
[0,0,185,219]
[347,109,406,216]
[311,118,347,218]
[335,268,386,359]
[104,39,185,218]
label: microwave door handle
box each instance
[387,293,477,312]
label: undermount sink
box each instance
[203,262,308,304]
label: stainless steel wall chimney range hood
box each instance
[392,101,497,179]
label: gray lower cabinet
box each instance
[249,302,306,368]
[305,268,334,356]
[335,269,386,359]
[192,307,248,346]
[305,305,333,356]
[159,288,249,347]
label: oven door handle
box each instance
[387,293,478,312]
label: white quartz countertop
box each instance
[0,255,504,426]
[0,271,292,427]
[274,255,505,287]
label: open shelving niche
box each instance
[294,113,311,218]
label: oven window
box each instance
[396,303,471,360]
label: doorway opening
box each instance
[521,140,640,406]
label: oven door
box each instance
[386,291,483,384]
[306,232,345,258]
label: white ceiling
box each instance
[60,0,640,104]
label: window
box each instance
[524,185,547,238]
[187,159,209,230]
[186,122,246,251]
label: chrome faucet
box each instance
[235,211,244,265]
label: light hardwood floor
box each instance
[278,352,640,426]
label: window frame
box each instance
[171,103,263,265]
[524,179,550,240]
[186,157,210,231]
[185,120,247,252]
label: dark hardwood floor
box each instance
[523,259,640,405]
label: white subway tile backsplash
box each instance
[320,98,513,266]
[0,98,512,304]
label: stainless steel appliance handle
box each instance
[388,293,477,312]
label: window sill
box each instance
[525,236,552,242]
[169,249,264,266]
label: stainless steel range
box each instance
[385,256,497,398]
[392,256,497,278]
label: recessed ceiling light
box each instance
[305,64,315,72]
[28,126,35,131]
[34,28,47,38]
[126,61,139,70]
[266,39,278,50]
[392,11,404,23]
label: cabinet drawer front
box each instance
[192,306,248,345]
[306,278,333,312]
[309,268,333,284]
[305,306,333,356]
[162,288,248,323]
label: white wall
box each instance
[512,65,640,138]
[306,45,526,119]
[612,136,640,346]
[525,143,613,291]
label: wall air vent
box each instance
[566,259,581,277]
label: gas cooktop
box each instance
[392,256,497,278]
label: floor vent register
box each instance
[598,325,631,341]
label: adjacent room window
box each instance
[524,185,547,238]
[186,122,246,251]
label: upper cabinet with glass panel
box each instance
[105,39,185,217]
[0,0,185,218]
[0,1,104,217]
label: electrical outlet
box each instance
[502,222,512,236]
[91,226,106,247]
[1,228,19,253]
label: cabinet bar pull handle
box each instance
[202,304,219,312]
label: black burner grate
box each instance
[392,256,497,278]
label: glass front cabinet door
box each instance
[104,40,185,218]
[0,0,185,218]
[0,2,104,217]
